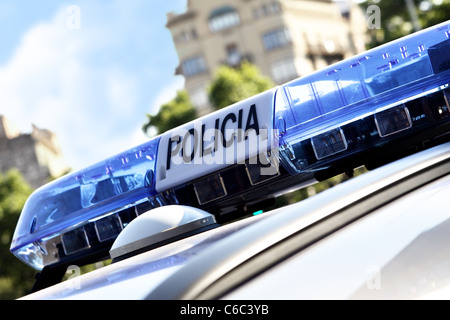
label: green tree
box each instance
[361,0,450,49]
[142,63,273,135]
[208,62,274,110]
[0,169,36,299]
[142,90,197,136]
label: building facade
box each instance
[166,0,367,115]
[0,116,69,189]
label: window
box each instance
[182,56,207,77]
[226,44,241,67]
[253,2,281,19]
[174,29,198,43]
[209,6,240,32]
[270,57,297,83]
[190,86,209,108]
[269,2,281,14]
[262,28,291,51]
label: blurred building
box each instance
[166,0,367,115]
[0,115,69,189]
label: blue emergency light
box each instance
[10,21,450,274]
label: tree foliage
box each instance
[0,169,36,299]
[142,90,197,136]
[208,62,274,110]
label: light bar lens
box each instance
[10,137,160,269]
[276,22,450,174]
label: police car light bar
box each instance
[11,21,450,271]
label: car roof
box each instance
[21,142,450,300]
[224,173,450,299]
[147,142,450,300]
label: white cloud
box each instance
[0,8,87,128]
[0,3,180,171]
[105,68,140,116]
[0,10,98,170]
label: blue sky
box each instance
[0,1,187,171]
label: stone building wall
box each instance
[0,116,69,189]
